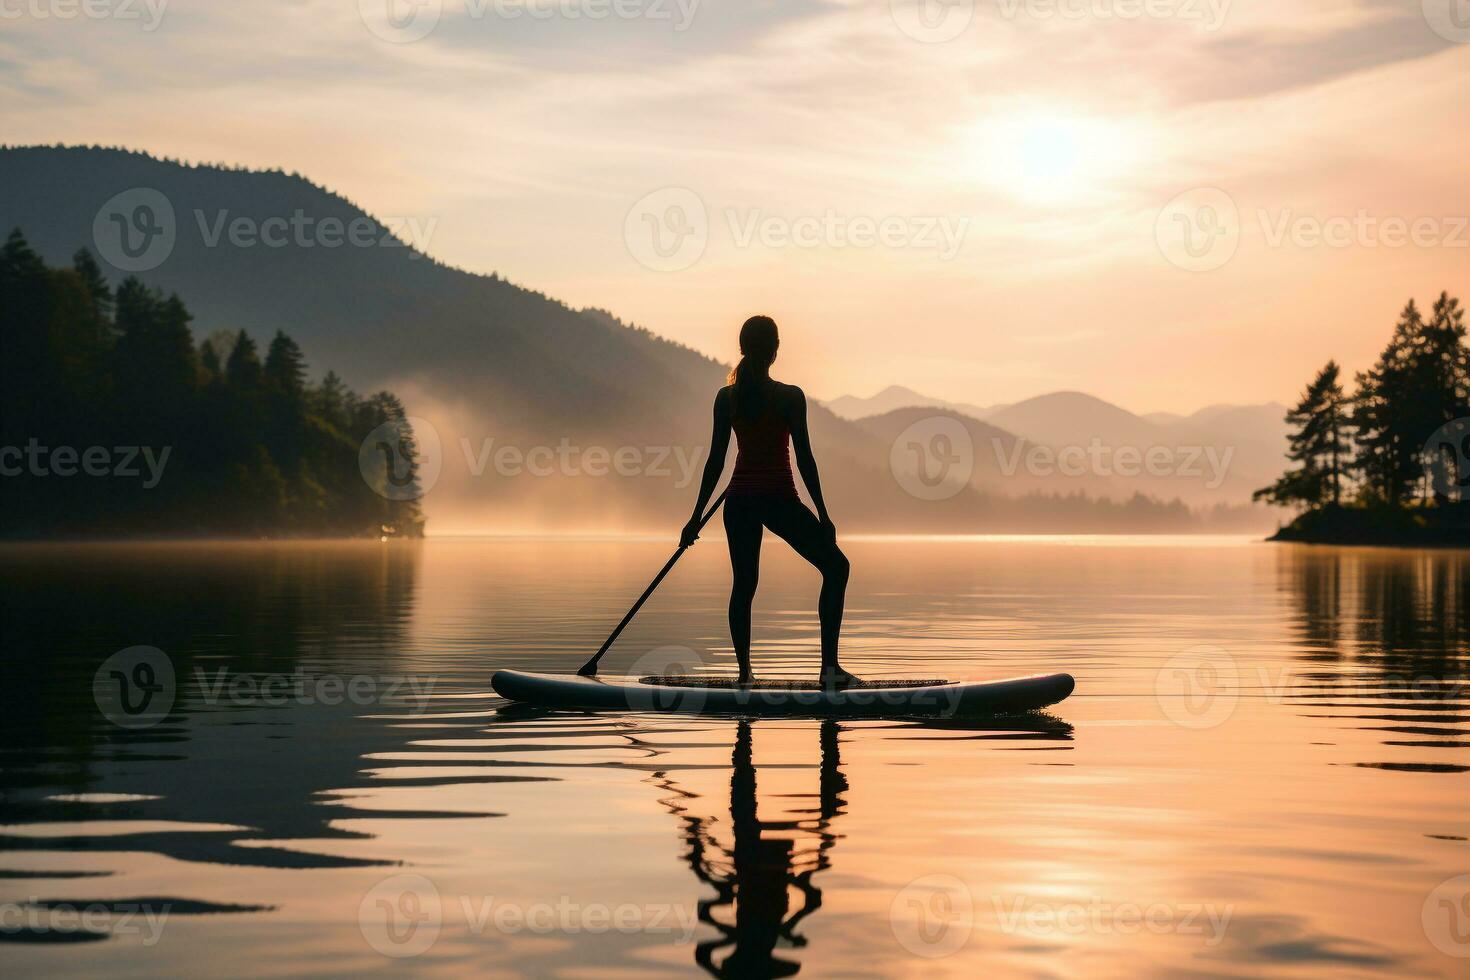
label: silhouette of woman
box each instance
[655,720,848,977]
[682,316,856,687]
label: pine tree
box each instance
[154,294,199,400]
[1255,361,1349,509]
[313,370,349,432]
[264,330,307,402]
[0,230,52,444]
[1351,301,1423,504]
[200,339,222,379]
[225,330,261,388]
[71,248,113,320]
[1420,292,1470,502]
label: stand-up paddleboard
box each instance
[491,670,1075,718]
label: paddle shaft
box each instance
[577,490,729,676]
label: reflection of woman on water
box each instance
[682,316,857,687]
[665,721,846,978]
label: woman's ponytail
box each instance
[729,316,779,419]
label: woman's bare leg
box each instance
[724,500,763,683]
[763,499,854,686]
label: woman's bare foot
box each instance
[820,666,860,689]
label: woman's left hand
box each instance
[680,517,703,548]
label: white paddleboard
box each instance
[491,669,1075,718]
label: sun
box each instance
[1019,118,1083,182]
[966,110,1140,206]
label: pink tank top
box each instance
[728,399,797,498]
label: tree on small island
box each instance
[1254,292,1469,545]
[0,228,425,538]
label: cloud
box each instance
[2,0,1468,411]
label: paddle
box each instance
[577,490,729,677]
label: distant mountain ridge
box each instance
[825,385,992,423]
[0,145,1274,530]
[825,385,1290,504]
[825,385,1285,436]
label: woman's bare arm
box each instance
[788,387,833,527]
[682,388,732,546]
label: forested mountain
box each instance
[0,231,423,537]
[0,145,1262,532]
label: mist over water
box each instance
[1,537,1466,975]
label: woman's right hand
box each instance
[820,515,837,546]
[680,517,702,548]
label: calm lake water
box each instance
[1,536,1467,977]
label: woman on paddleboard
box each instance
[682,315,857,688]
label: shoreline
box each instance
[1265,504,1470,549]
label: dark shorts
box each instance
[724,494,843,581]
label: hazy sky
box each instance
[4,0,1469,413]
